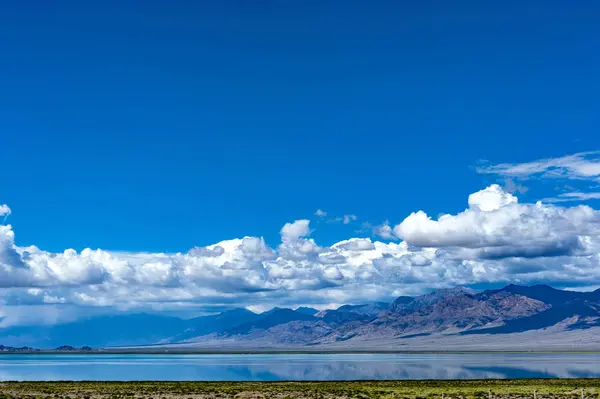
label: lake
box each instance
[0,353,599,381]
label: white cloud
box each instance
[373,221,395,240]
[394,184,600,258]
[328,214,358,224]
[0,204,11,219]
[477,152,600,204]
[543,192,600,203]
[394,185,600,266]
[334,238,376,251]
[468,184,518,212]
[343,214,357,224]
[280,220,310,242]
[477,151,600,181]
[2,182,600,326]
[314,209,327,217]
[188,245,225,257]
[503,178,528,194]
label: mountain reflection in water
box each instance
[0,354,598,381]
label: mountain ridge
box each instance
[2,284,600,350]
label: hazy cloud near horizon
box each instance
[2,182,600,326]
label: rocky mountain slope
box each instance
[176,284,600,349]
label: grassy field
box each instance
[0,380,599,399]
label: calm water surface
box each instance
[0,354,598,381]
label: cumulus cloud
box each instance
[314,209,327,217]
[280,220,310,241]
[394,184,600,260]
[2,182,600,326]
[467,184,518,212]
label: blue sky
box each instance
[2,0,598,252]
[1,1,600,324]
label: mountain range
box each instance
[2,284,600,351]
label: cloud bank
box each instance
[1,185,600,326]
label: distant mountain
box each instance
[500,284,585,306]
[464,286,600,335]
[336,302,389,316]
[388,288,473,313]
[0,313,186,348]
[319,309,373,326]
[54,345,95,352]
[311,287,548,344]
[387,296,415,312]
[316,302,390,326]
[169,284,600,349]
[2,284,600,350]
[165,308,260,343]
[0,345,39,352]
[225,308,317,335]
[295,307,319,316]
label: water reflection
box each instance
[0,354,598,381]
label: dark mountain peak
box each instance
[506,283,563,293]
[55,345,95,352]
[219,308,256,317]
[55,345,76,351]
[321,310,373,325]
[0,345,39,352]
[391,296,414,304]
[434,286,474,296]
[502,284,583,305]
[388,296,414,312]
[163,308,260,344]
[337,302,389,314]
[295,307,319,316]
[389,287,472,313]
[261,307,285,315]
[266,308,304,317]
[315,303,390,326]
[225,308,317,335]
[505,283,555,292]
[417,287,474,304]
[465,293,600,336]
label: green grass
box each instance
[0,380,599,399]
